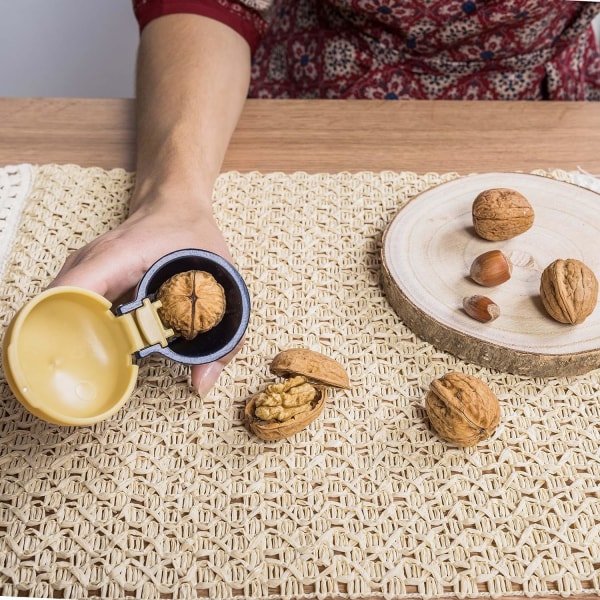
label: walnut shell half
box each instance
[425,372,501,447]
[540,258,598,324]
[472,188,534,241]
[245,349,349,441]
[244,377,327,441]
[270,348,350,388]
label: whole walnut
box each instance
[540,258,598,324]
[472,188,534,241]
[156,270,226,340]
[425,372,501,447]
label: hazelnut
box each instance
[463,295,500,323]
[425,372,501,447]
[540,258,598,324]
[470,250,512,286]
[156,270,226,340]
[472,188,534,241]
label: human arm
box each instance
[49,13,252,396]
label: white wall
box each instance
[0,0,138,98]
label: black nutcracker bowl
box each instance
[117,248,251,365]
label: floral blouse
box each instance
[133,0,600,100]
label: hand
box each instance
[86,11,254,396]
[48,197,243,397]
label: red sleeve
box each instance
[132,0,267,52]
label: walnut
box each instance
[245,349,350,441]
[269,347,350,388]
[156,270,226,340]
[540,258,598,324]
[472,188,534,241]
[425,372,501,447]
[254,376,318,422]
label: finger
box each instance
[48,257,143,304]
[190,338,246,397]
[191,360,228,398]
[48,263,110,297]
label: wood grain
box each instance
[2,98,600,600]
[1,98,599,175]
[0,97,135,169]
[381,172,600,377]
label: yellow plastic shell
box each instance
[2,286,161,426]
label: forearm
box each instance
[132,13,251,212]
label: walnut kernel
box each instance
[245,348,350,441]
[254,376,318,422]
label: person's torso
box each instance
[249,0,600,99]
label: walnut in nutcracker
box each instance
[425,372,501,447]
[245,348,350,441]
[540,258,598,324]
[156,270,226,340]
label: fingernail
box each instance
[194,362,224,398]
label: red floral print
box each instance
[133,0,600,100]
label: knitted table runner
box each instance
[0,165,599,600]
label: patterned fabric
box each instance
[3,165,600,600]
[133,0,270,51]
[133,0,600,100]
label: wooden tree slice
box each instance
[381,172,600,377]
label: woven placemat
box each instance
[1,165,599,600]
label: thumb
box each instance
[47,252,144,304]
[47,264,111,298]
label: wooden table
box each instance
[1,97,599,175]
[1,97,599,600]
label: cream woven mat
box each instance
[1,165,600,600]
